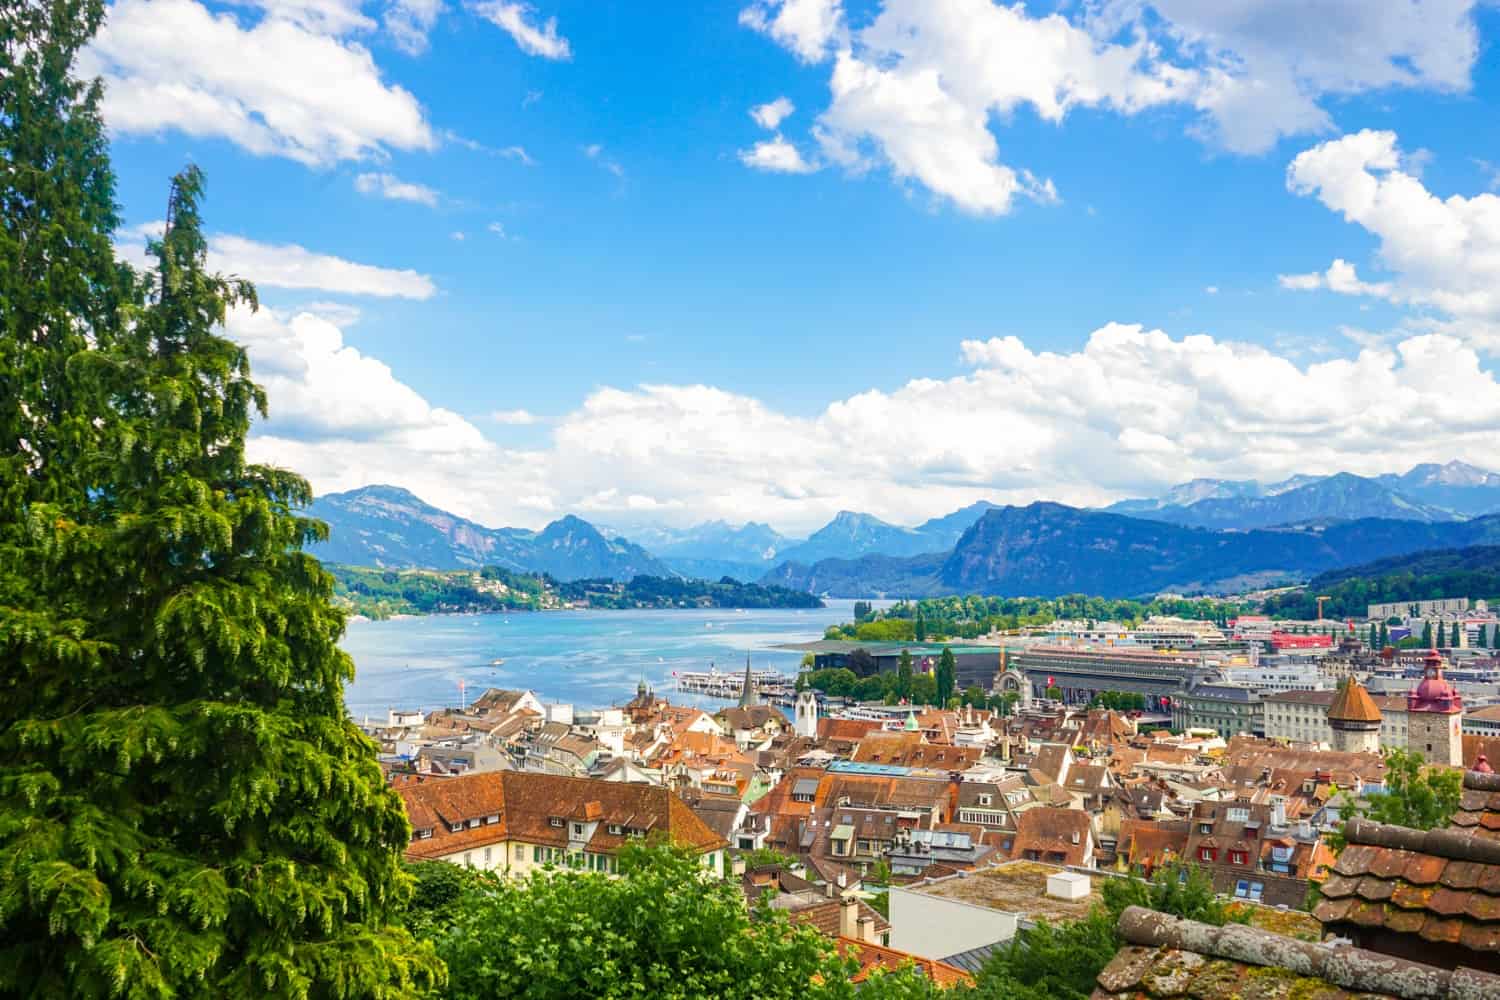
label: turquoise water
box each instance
[340,600,868,718]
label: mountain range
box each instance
[307,486,670,581]
[1104,462,1500,528]
[762,502,1500,598]
[305,460,1500,595]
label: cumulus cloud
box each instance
[231,307,510,518]
[254,318,1500,534]
[1277,258,1392,297]
[354,172,440,206]
[1285,129,1500,328]
[739,136,816,174]
[80,0,434,166]
[742,0,1481,214]
[739,0,845,63]
[119,225,437,299]
[750,96,796,130]
[473,1,571,59]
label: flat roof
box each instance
[906,860,1103,924]
[828,760,913,777]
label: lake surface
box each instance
[341,600,872,719]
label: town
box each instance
[368,594,1500,990]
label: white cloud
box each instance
[1096,0,1480,153]
[354,171,440,206]
[1204,286,1219,294]
[81,0,434,166]
[212,235,436,299]
[271,318,1500,535]
[807,1,1190,215]
[234,307,507,517]
[487,222,507,237]
[739,0,845,63]
[385,0,443,54]
[229,0,372,34]
[473,1,571,60]
[750,96,796,130]
[450,231,465,241]
[120,225,436,299]
[739,136,816,174]
[1277,258,1392,297]
[743,0,1480,214]
[1285,129,1500,326]
[302,301,363,326]
[491,408,539,425]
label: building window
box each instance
[573,823,584,837]
[1199,847,1216,862]
[515,844,524,860]
[484,847,492,864]
[608,824,624,835]
[550,817,564,828]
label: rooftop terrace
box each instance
[910,860,1102,924]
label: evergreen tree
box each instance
[896,648,913,702]
[1421,620,1434,647]
[1379,622,1389,648]
[914,608,927,643]
[935,647,956,708]
[0,5,442,994]
[1452,621,1462,648]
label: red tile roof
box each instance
[836,938,974,988]
[397,771,725,860]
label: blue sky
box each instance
[91,0,1500,533]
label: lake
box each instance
[341,599,872,719]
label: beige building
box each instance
[397,770,726,876]
[1262,689,1408,748]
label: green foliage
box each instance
[1098,861,1248,929]
[429,841,936,1000]
[399,861,492,941]
[736,847,802,870]
[332,566,820,619]
[970,908,1118,1000]
[896,649,914,702]
[841,594,1243,640]
[1346,747,1463,835]
[935,647,956,709]
[0,10,441,994]
[1045,685,1063,700]
[1089,691,1147,712]
[1262,545,1500,620]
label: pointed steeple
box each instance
[737,657,759,708]
[904,709,919,732]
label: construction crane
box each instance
[1316,595,1332,621]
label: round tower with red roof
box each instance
[1407,647,1464,767]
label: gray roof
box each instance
[942,943,1002,975]
[792,777,820,798]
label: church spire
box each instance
[737,657,759,708]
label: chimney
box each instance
[857,914,878,943]
[839,896,859,939]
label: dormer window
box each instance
[450,822,464,833]
[1198,823,1212,835]
[550,817,564,828]
[486,814,500,825]
[607,824,624,835]
[978,794,992,806]
[467,818,481,829]
[416,828,433,840]
[572,823,585,837]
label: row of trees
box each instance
[798,647,959,708]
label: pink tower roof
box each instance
[1408,647,1463,715]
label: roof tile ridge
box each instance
[1114,906,1500,997]
[1344,817,1500,865]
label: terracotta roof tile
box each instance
[1390,882,1436,910]
[1419,916,1465,944]
[1427,886,1473,917]
[1441,860,1484,889]
[1403,854,1448,885]
[1320,873,1358,899]
[1369,848,1416,879]
[1334,844,1379,876]
[1382,909,1426,934]
[1355,877,1395,902]
[1460,922,1500,952]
